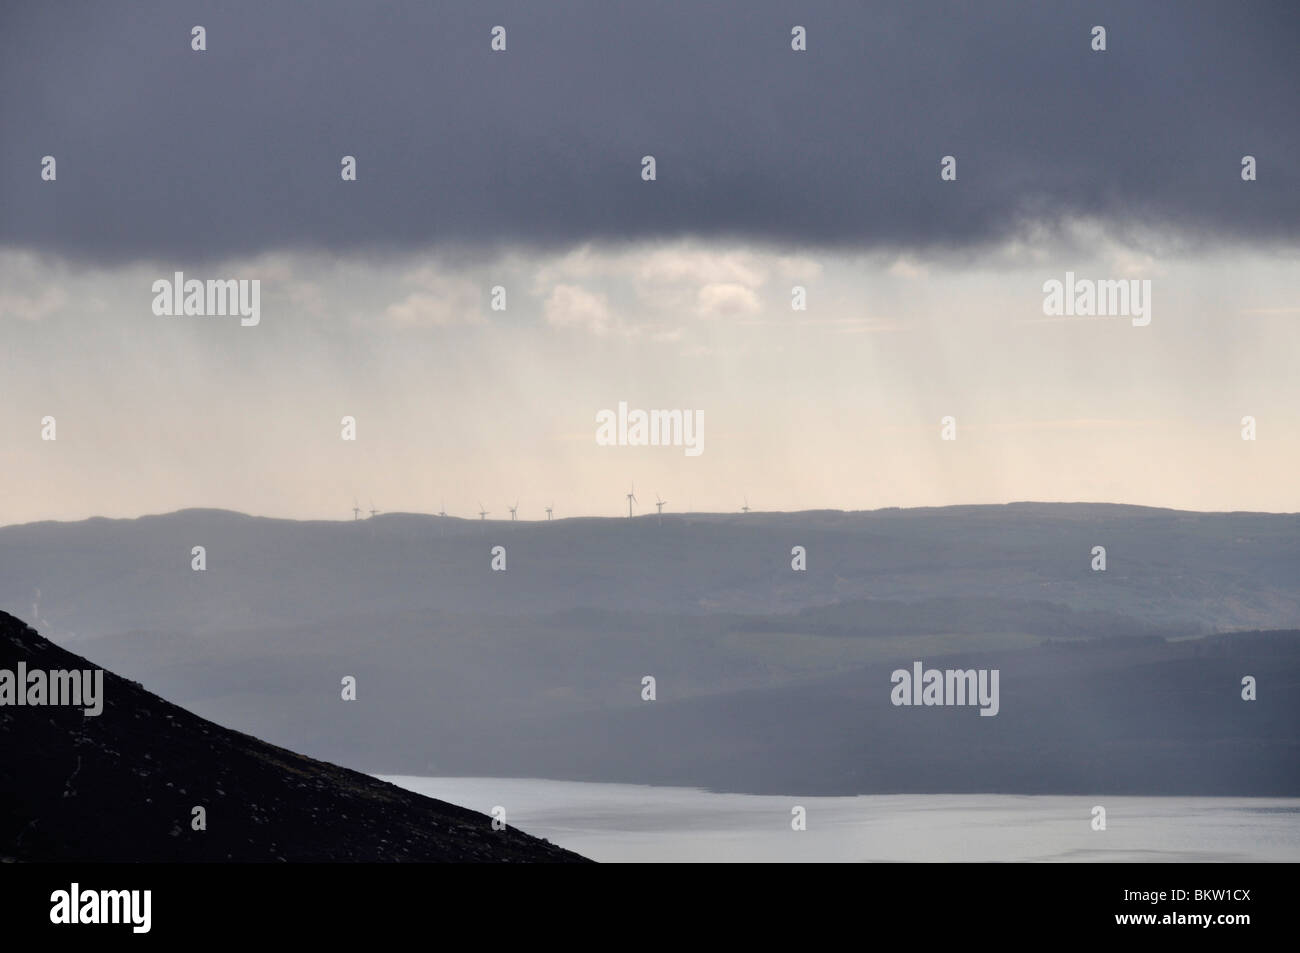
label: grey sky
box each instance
[2,0,1297,263]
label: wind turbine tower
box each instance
[626,482,637,518]
[508,501,518,522]
[545,504,554,521]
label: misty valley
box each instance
[2,503,1296,798]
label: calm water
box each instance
[380,775,1300,863]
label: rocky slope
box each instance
[0,610,588,862]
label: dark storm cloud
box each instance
[1,0,1296,264]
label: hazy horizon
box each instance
[6,497,1300,528]
[3,239,1296,523]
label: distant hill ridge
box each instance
[2,503,1296,795]
[3,503,1297,633]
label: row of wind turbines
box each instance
[473,500,553,522]
[623,482,669,519]
[352,484,753,522]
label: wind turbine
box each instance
[438,501,448,518]
[508,501,518,522]
[655,494,667,524]
[369,500,379,519]
[545,504,553,521]
[741,496,750,515]
[478,501,489,522]
[626,482,637,518]
[352,499,361,521]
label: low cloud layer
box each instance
[3,0,1297,264]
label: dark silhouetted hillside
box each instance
[0,611,588,862]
